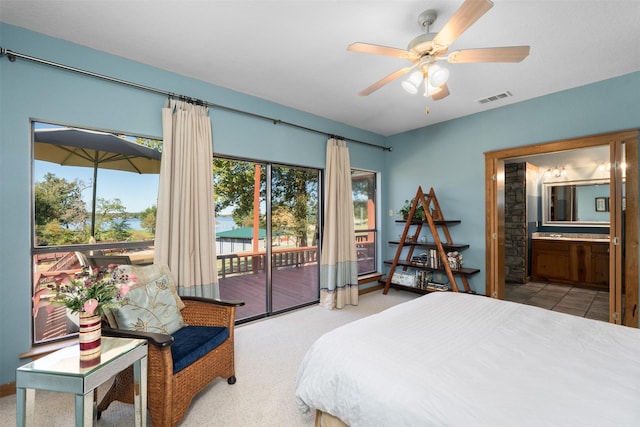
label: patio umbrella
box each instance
[34,127,162,238]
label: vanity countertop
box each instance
[531,232,610,243]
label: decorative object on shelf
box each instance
[412,252,428,266]
[428,249,439,268]
[32,264,135,364]
[391,272,417,287]
[425,282,449,292]
[446,251,464,270]
[399,198,426,220]
[415,270,434,289]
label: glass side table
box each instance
[16,337,147,427]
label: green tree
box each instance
[140,205,157,234]
[213,159,318,247]
[94,198,131,242]
[34,173,87,228]
[38,220,83,246]
[34,173,88,245]
[271,167,318,247]
[213,159,262,226]
[136,137,163,152]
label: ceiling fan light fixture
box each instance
[348,0,530,113]
[428,64,450,87]
[423,81,442,97]
[402,71,423,94]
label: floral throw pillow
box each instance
[112,274,185,335]
[118,264,185,310]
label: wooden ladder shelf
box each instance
[383,186,478,294]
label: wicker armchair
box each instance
[99,296,243,427]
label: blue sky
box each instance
[34,161,159,213]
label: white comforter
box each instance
[295,292,640,426]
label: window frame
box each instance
[30,120,161,345]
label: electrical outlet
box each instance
[389,209,394,217]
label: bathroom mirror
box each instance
[542,179,610,227]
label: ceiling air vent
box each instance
[477,91,512,104]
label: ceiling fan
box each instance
[348,0,530,102]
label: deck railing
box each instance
[218,246,319,278]
[35,239,373,280]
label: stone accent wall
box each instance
[505,163,527,283]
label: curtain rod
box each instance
[0,47,391,152]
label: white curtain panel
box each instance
[320,138,358,309]
[155,99,219,298]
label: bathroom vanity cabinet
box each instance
[531,234,609,289]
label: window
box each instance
[352,169,377,275]
[31,121,161,344]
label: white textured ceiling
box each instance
[1,0,639,136]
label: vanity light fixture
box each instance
[597,162,628,173]
[544,166,567,178]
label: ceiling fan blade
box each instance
[432,84,450,101]
[433,0,494,49]
[447,46,530,63]
[358,67,414,96]
[348,42,419,61]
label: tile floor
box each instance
[505,281,610,322]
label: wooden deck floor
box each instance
[35,263,321,341]
[219,263,319,320]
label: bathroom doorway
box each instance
[484,130,638,326]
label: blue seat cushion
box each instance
[171,325,229,374]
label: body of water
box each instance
[126,215,235,231]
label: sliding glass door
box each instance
[270,165,320,312]
[214,159,267,320]
[214,158,320,321]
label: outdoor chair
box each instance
[87,254,132,268]
[97,264,244,427]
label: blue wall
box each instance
[0,24,387,385]
[384,72,640,293]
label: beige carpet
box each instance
[0,290,416,426]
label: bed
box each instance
[295,292,640,426]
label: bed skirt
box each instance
[315,410,349,427]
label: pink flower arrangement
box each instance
[33,264,135,317]
[446,251,464,270]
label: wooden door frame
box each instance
[484,129,639,327]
